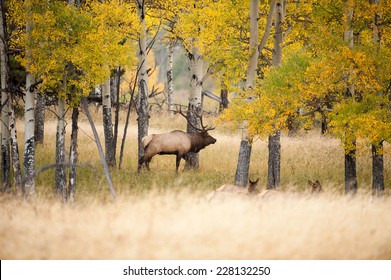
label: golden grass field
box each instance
[1,107,390,259]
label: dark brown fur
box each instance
[248,178,260,193]
[308,180,322,193]
[138,130,216,172]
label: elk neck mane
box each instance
[187,131,208,153]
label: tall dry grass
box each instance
[1,192,391,259]
[1,107,390,259]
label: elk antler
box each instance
[199,113,215,132]
[173,105,215,132]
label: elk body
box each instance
[138,108,216,172]
[138,130,216,172]
[207,179,260,201]
[208,179,323,201]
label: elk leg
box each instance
[145,158,151,171]
[138,157,144,172]
[176,154,182,173]
[138,156,151,172]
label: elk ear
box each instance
[249,178,259,185]
[308,180,314,186]
[315,180,320,184]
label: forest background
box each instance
[0,0,391,260]
[2,0,390,198]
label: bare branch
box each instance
[22,162,97,188]
[28,79,43,92]
[201,58,224,84]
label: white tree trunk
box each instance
[245,0,260,89]
[68,107,79,203]
[1,3,10,191]
[102,78,115,166]
[9,101,22,193]
[55,98,67,202]
[167,43,174,116]
[1,4,22,192]
[185,47,203,169]
[24,5,35,197]
[112,67,121,161]
[188,48,203,116]
[272,1,284,68]
[234,0,259,186]
[137,2,149,164]
[34,93,45,144]
[1,100,10,192]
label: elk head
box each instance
[248,178,259,193]
[308,180,322,193]
[175,106,216,145]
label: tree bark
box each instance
[267,131,281,189]
[24,74,35,197]
[267,0,285,189]
[167,42,174,116]
[113,66,121,162]
[102,78,116,166]
[23,3,36,196]
[1,0,22,193]
[34,93,45,144]
[344,141,357,194]
[110,72,117,106]
[321,112,328,135]
[372,142,384,196]
[1,96,10,192]
[258,0,277,55]
[55,98,67,202]
[343,0,357,195]
[9,100,22,193]
[0,0,10,192]
[234,0,259,186]
[245,0,260,89]
[234,139,252,186]
[137,2,149,165]
[371,0,384,196]
[219,86,229,112]
[68,107,79,203]
[185,48,203,170]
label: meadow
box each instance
[1,107,390,259]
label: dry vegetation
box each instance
[1,107,390,259]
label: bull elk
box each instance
[138,109,216,172]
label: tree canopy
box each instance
[221,0,391,151]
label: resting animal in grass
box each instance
[208,179,323,201]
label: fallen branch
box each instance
[22,162,97,187]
